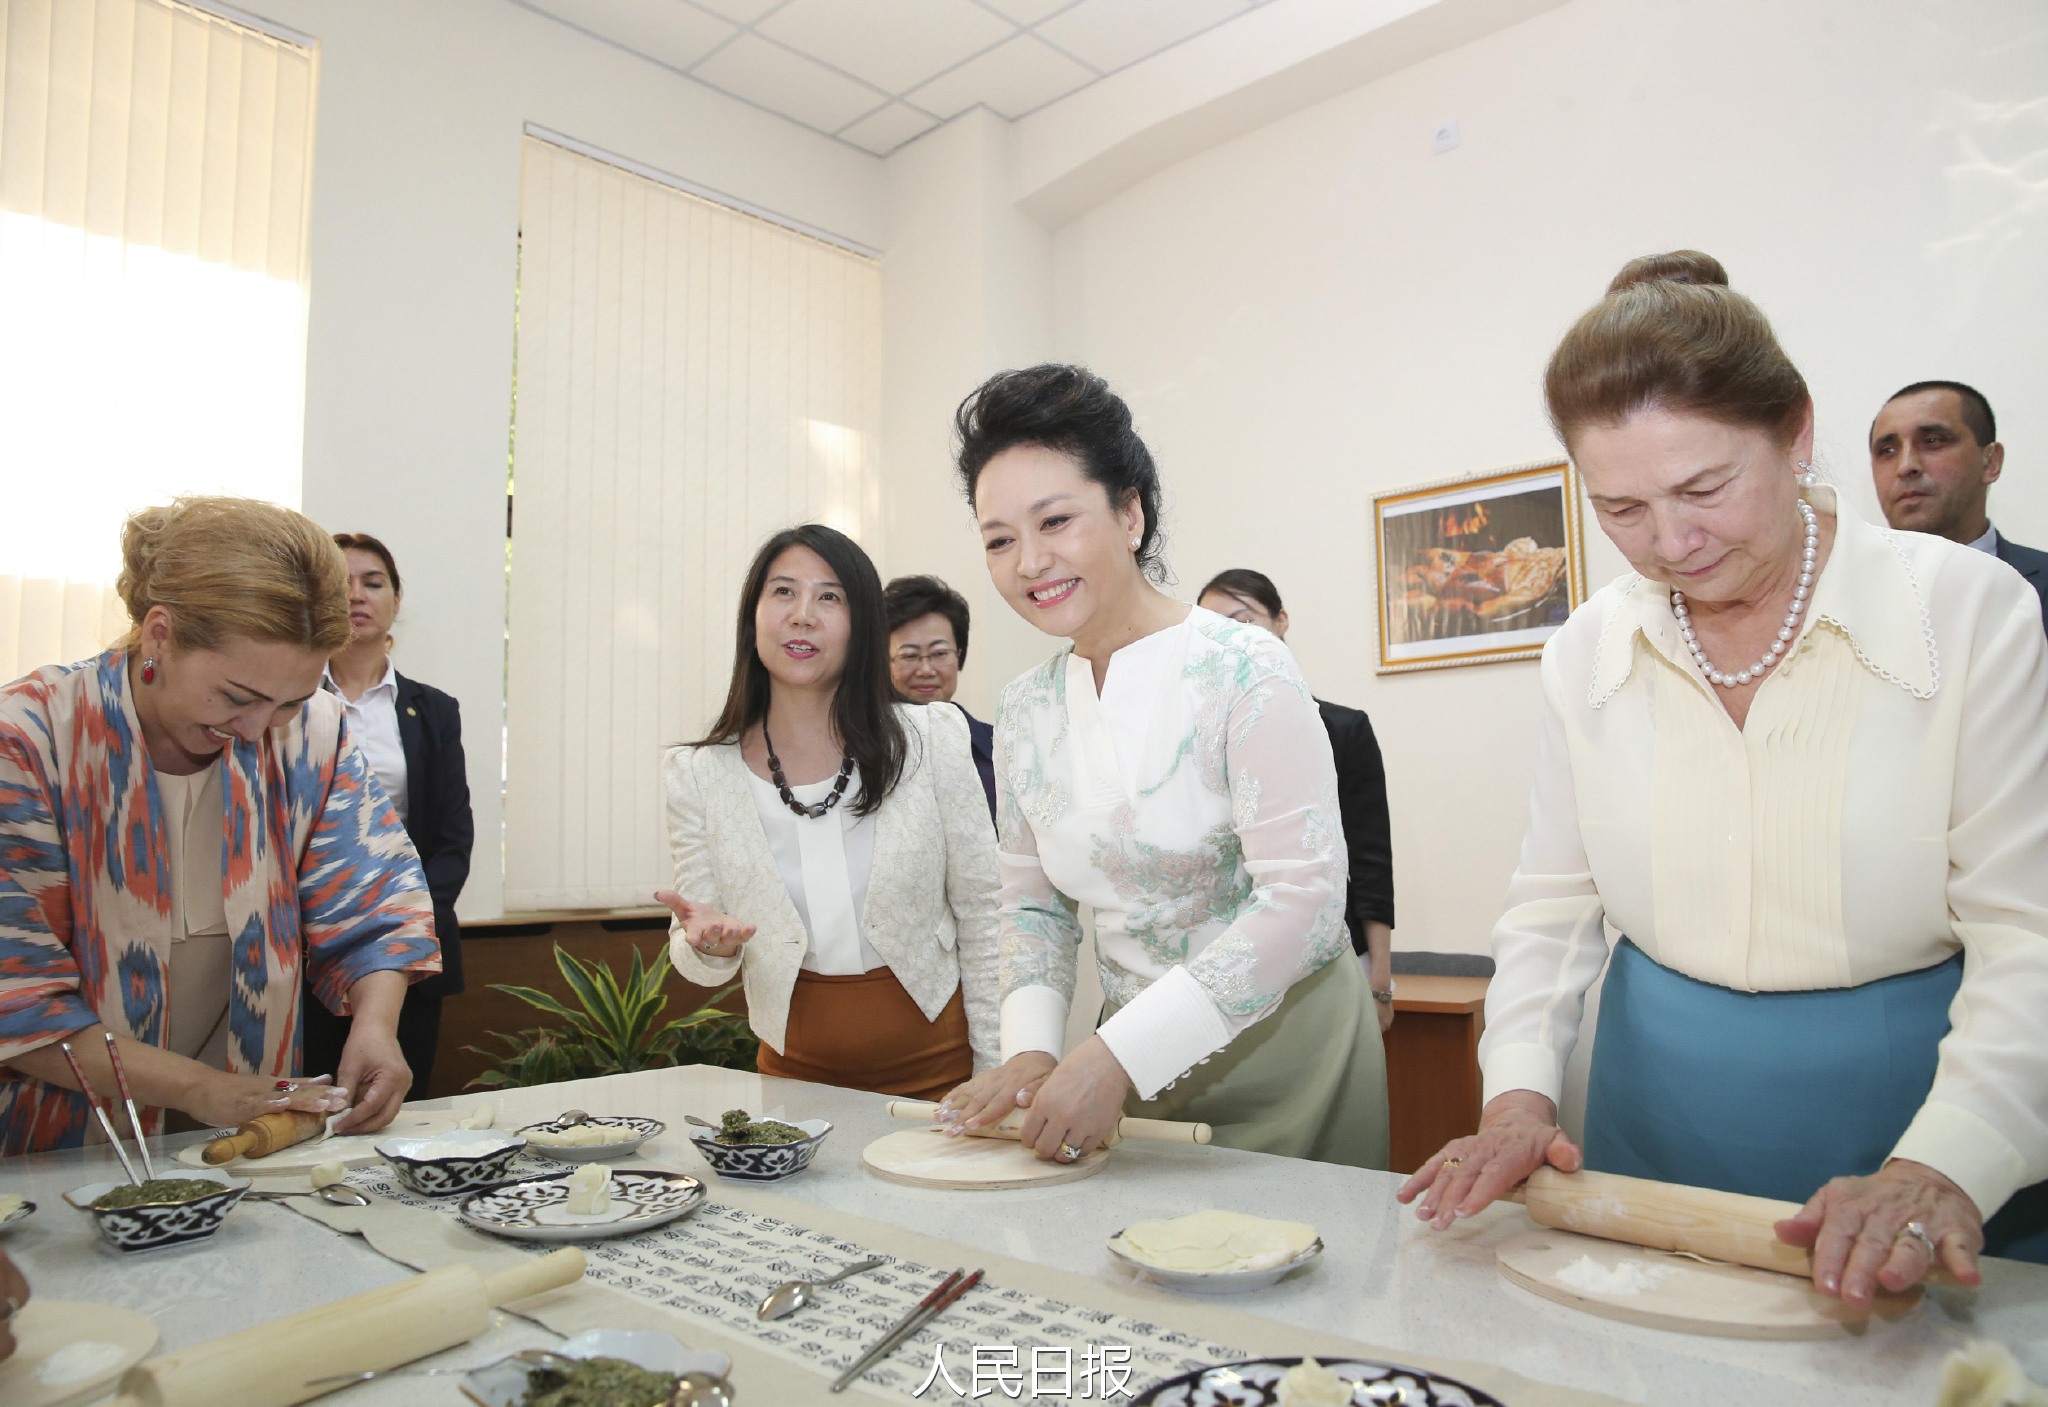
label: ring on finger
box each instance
[1440,1156,1463,1170]
[274,1080,298,1093]
[1897,1220,1936,1260]
[1056,1141,1082,1163]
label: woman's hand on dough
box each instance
[186,1070,350,1132]
[1019,1036,1132,1163]
[1396,1089,1581,1229]
[655,890,757,959]
[936,1052,1056,1134]
[1775,1158,1983,1304]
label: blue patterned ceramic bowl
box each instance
[65,1169,248,1252]
[375,1129,526,1197]
[688,1117,831,1182]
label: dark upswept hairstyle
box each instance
[884,575,972,668]
[1879,380,1997,448]
[1544,249,1810,451]
[333,533,403,596]
[953,364,1169,583]
[695,524,907,816]
[1197,568,1283,619]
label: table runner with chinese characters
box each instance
[286,1155,1624,1406]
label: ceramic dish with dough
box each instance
[456,1170,706,1243]
[1132,1356,1506,1406]
[1107,1212,1324,1294]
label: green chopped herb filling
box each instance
[89,1178,227,1209]
[714,1108,805,1146]
[519,1355,679,1407]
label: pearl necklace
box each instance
[1670,498,1819,689]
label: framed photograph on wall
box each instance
[1373,459,1587,674]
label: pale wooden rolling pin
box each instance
[202,1109,326,1165]
[108,1247,586,1407]
[885,1098,1211,1148]
[1509,1167,1965,1289]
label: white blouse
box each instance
[1481,488,2048,1217]
[994,608,1350,1100]
[324,661,408,822]
[745,768,884,974]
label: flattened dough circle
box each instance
[861,1127,1109,1190]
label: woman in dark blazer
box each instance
[1198,569,1397,1030]
[302,534,474,1092]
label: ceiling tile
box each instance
[973,0,1080,24]
[906,33,1094,120]
[757,0,1015,95]
[523,0,736,71]
[837,102,940,155]
[686,0,788,22]
[1035,0,1251,74]
[692,33,887,133]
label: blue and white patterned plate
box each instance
[1133,1357,1507,1406]
[514,1114,666,1163]
[457,1169,706,1242]
[376,1129,527,1197]
[65,1169,249,1252]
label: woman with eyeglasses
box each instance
[885,574,996,818]
[659,527,1003,1100]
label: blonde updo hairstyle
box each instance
[117,497,352,655]
[1543,250,1810,453]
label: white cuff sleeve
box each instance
[1890,1100,2030,1221]
[1481,1040,1568,1110]
[999,985,1069,1063]
[1096,966,1233,1101]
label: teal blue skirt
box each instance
[1586,939,2048,1263]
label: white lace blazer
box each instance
[664,702,1003,1069]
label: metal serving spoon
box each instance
[305,1347,579,1387]
[666,1370,737,1406]
[682,1114,721,1133]
[757,1256,885,1321]
[558,1108,592,1127]
[243,1184,373,1208]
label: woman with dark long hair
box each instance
[658,525,1002,1099]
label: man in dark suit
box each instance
[884,575,996,819]
[1871,380,2048,626]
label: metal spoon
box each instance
[306,1347,579,1387]
[667,1370,737,1406]
[559,1108,591,1127]
[757,1256,885,1321]
[243,1184,373,1208]
[683,1114,720,1133]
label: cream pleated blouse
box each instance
[1481,488,2048,1217]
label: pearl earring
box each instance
[1796,459,1819,488]
[1129,537,1141,551]
[141,657,157,684]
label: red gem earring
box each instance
[140,657,157,684]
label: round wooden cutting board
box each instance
[1495,1228,1922,1339]
[862,1127,1110,1190]
[0,1299,159,1407]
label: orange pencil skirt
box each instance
[756,967,972,1102]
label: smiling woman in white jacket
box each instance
[659,525,1002,1100]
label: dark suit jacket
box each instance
[960,706,997,822]
[395,673,474,997]
[1317,698,1395,955]
[1996,534,2048,632]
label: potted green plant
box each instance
[464,943,757,1089]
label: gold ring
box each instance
[1440,1156,1463,1169]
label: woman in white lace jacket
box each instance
[659,525,1002,1099]
[934,366,1389,1169]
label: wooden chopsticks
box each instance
[830,1266,985,1393]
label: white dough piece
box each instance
[1937,1340,2048,1407]
[37,1340,131,1387]
[1115,1211,1318,1273]
[1275,1357,1352,1407]
[308,1161,347,1189]
[525,1124,635,1147]
[461,1102,495,1131]
[563,1164,612,1215]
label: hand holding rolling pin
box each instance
[1397,1089,1583,1231]
[656,889,757,959]
[1775,1159,1983,1305]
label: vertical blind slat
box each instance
[503,136,881,911]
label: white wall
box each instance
[1041,0,2048,954]
[224,0,884,919]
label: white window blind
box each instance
[505,135,882,912]
[0,0,316,682]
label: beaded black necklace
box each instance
[762,723,853,819]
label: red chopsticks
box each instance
[59,1039,142,1185]
[830,1267,986,1393]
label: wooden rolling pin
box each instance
[202,1109,326,1164]
[1510,1167,1964,1289]
[885,1098,1212,1148]
[108,1247,585,1407]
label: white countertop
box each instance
[6,1065,2044,1406]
